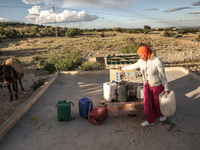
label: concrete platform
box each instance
[107,99,144,117]
[0,67,200,150]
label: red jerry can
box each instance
[88,106,107,125]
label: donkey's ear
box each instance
[2,60,6,66]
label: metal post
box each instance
[53,6,58,40]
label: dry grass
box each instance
[0,31,199,126]
[0,31,199,75]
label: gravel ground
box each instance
[0,73,51,126]
[0,34,200,128]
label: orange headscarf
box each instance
[137,46,152,60]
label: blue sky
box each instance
[0,0,200,29]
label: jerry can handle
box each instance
[70,101,75,106]
[161,92,168,99]
[65,99,75,106]
[87,100,91,118]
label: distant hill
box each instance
[0,22,44,28]
[175,26,200,29]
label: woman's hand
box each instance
[136,68,140,71]
[164,91,169,95]
[117,66,122,70]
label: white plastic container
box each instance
[136,86,144,99]
[159,90,176,117]
[103,82,117,102]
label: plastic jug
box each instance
[117,81,127,102]
[88,106,107,125]
[136,86,144,99]
[159,90,176,117]
[127,82,137,97]
[103,82,117,102]
[79,97,93,119]
[56,100,74,121]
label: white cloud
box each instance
[22,0,41,4]
[159,18,200,23]
[27,5,41,15]
[41,0,136,8]
[0,18,19,22]
[144,8,158,11]
[164,7,192,13]
[25,5,99,24]
[53,22,82,28]
[189,11,200,14]
[66,23,82,27]
[192,0,200,6]
[0,18,12,22]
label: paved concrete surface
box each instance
[0,68,200,150]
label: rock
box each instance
[99,99,107,104]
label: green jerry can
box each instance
[56,100,74,121]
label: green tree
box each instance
[0,27,5,35]
[5,27,19,38]
[65,28,81,38]
[40,27,54,36]
[144,25,151,30]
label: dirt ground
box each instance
[0,73,51,126]
[0,38,52,126]
[0,33,200,131]
[0,69,199,150]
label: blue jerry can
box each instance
[79,97,93,119]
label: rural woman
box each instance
[117,46,169,126]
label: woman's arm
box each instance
[157,58,169,93]
[119,60,141,71]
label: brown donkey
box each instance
[0,59,25,102]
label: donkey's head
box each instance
[0,60,6,82]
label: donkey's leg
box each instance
[4,81,13,102]
[12,79,18,100]
[18,77,25,91]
